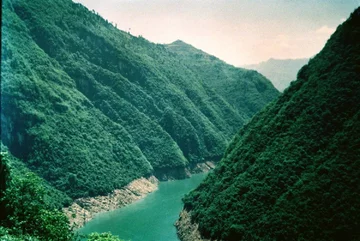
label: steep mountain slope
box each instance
[244,58,309,91]
[179,8,360,241]
[1,0,278,200]
[166,40,279,119]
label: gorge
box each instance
[1,0,359,240]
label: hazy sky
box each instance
[74,0,359,65]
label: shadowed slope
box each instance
[181,7,360,241]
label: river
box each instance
[79,172,207,241]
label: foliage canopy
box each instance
[1,0,278,199]
[182,7,360,241]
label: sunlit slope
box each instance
[1,0,278,199]
[166,40,279,118]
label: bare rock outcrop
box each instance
[63,176,159,228]
[175,209,211,241]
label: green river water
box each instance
[79,172,207,241]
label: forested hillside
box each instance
[166,40,279,118]
[1,0,278,201]
[0,149,124,240]
[244,58,309,91]
[180,7,360,241]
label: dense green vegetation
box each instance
[244,58,309,92]
[182,8,360,241]
[0,150,127,240]
[1,0,277,199]
[0,151,74,240]
[166,40,279,118]
[87,233,123,241]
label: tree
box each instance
[88,232,124,241]
[0,153,73,240]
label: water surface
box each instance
[79,173,207,241]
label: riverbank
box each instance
[64,161,216,229]
[63,176,159,228]
[175,209,209,241]
[155,161,216,181]
[80,172,210,241]
[191,161,216,174]
[175,162,216,241]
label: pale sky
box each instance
[74,0,359,65]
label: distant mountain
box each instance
[179,7,360,241]
[244,58,309,91]
[1,0,278,202]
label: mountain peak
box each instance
[2,0,279,203]
[171,39,188,45]
[166,39,197,51]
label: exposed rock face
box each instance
[155,161,216,181]
[154,167,192,181]
[63,176,159,228]
[64,161,216,229]
[191,161,216,173]
[175,210,209,241]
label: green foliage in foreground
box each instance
[182,8,360,241]
[0,152,73,241]
[0,152,126,241]
[87,232,124,241]
[1,0,278,199]
[0,227,39,241]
